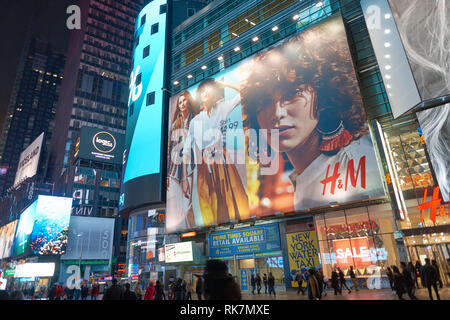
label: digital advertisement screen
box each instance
[165,241,193,263]
[120,0,169,211]
[13,132,44,187]
[61,216,115,260]
[75,126,124,165]
[13,195,72,256]
[0,220,18,259]
[14,263,55,278]
[166,14,386,233]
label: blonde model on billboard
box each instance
[182,79,249,227]
[240,17,384,210]
[167,91,200,230]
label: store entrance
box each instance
[407,243,450,286]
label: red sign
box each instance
[320,156,366,196]
[181,231,197,238]
[333,237,372,268]
[416,186,449,223]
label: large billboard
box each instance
[74,127,124,164]
[166,14,386,232]
[120,0,169,211]
[0,220,18,259]
[13,132,44,187]
[13,195,72,256]
[61,216,115,260]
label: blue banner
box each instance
[240,269,248,291]
[209,223,281,258]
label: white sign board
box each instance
[14,262,55,278]
[165,241,193,263]
[13,132,44,187]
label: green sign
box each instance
[62,260,109,265]
[3,268,16,277]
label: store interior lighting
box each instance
[293,14,300,20]
[315,1,323,7]
[234,46,241,52]
[218,55,223,61]
[201,65,207,70]
[272,26,279,31]
[252,36,259,42]
[187,74,193,79]
[173,81,179,85]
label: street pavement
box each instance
[239,286,450,300]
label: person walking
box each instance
[255,274,262,294]
[414,260,423,288]
[421,258,440,300]
[203,259,242,300]
[331,268,341,295]
[90,282,99,300]
[155,280,166,300]
[295,270,305,295]
[338,268,351,294]
[195,275,203,300]
[250,274,256,295]
[349,266,359,292]
[55,284,64,300]
[392,266,406,300]
[306,269,321,300]
[123,283,137,300]
[407,262,417,289]
[47,285,56,301]
[134,281,143,300]
[173,278,184,300]
[186,282,193,300]
[144,281,156,300]
[267,273,276,297]
[431,260,443,289]
[386,266,395,293]
[314,268,324,298]
[263,274,268,294]
[318,268,328,297]
[102,278,123,300]
[81,284,89,300]
[400,262,418,300]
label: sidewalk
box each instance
[239,287,450,300]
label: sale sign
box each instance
[333,237,372,268]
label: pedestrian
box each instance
[203,259,242,300]
[318,268,328,297]
[123,283,137,300]
[421,258,440,300]
[250,274,256,295]
[349,266,359,291]
[392,266,406,300]
[306,269,320,300]
[295,270,305,295]
[173,278,184,300]
[407,262,417,289]
[155,280,166,300]
[182,279,188,300]
[314,268,324,298]
[255,274,262,294]
[74,286,81,300]
[267,272,276,297]
[55,284,64,300]
[331,268,341,295]
[414,260,422,288]
[263,274,268,294]
[400,262,418,300]
[168,281,175,300]
[195,275,203,300]
[90,282,99,300]
[81,284,89,300]
[144,281,156,300]
[134,281,143,300]
[10,290,24,300]
[102,278,123,300]
[47,285,56,301]
[386,266,395,293]
[431,260,443,289]
[338,268,351,294]
[0,290,9,300]
[186,281,193,300]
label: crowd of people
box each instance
[250,272,277,296]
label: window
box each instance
[146,92,155,106]
[187,8,196,17]
[143,45,150,59]
[151,23,159,35]
[160,4,167,14]
[135,35,140,48]
[140,14,146,26]
[130,103,134,117]
[136,73,142,86]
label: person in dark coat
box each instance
[414,260,422,288]
[47,285,56,300]
[195,275,203,300]
[255,274,262,294]
[392,266,406,300]
[81,284,89,300]
[123,283,137,300]
[263,274,268,294]
[421,258,440,300]
[338,268,351,294]
[267,273,276,297]
[349,266,359,292]
[400,262,418,300]
[173,278,184,300]
[431,260,443,288]
[102,278,123,300]
[295,270,305,295]
[331,268,341,295]
[155,280,166,300]
[314,268,324,298]
[203,259,241,300]
[386,267,394,292]
[250,274,256,294]
[306,269,320,300]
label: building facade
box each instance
[121,0,450,292]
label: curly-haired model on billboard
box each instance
[167,91,200,230]
[181,79,249,227]
[240,15,384,211]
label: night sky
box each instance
[0,0,74,133]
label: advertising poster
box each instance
[13,132,44,187]
[13,200,37,256]
[165,242,194,263]
[166,14,385,232]
[332,237,373,269]
[209,224,281,259]
[0,220,18,259]
[286,231,320,271]
[75,127,124,165]
[240,269,249,291]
